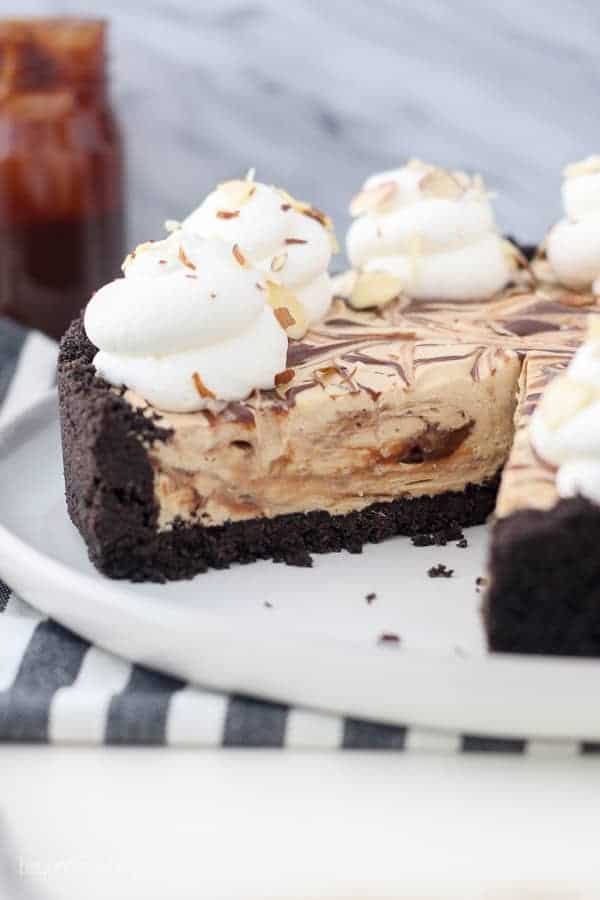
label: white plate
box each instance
[1,391,600,741]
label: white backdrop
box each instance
[15,0,600,249]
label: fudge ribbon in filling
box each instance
[180,174,337,332]
[346,159,514,304]
[530,319,600,504]
[84,232,288,411]
[546,156,600,292]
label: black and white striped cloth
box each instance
[1,317,598,753]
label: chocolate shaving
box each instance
[192,372,215,399]
[280,203,291,211]
[366,592,376,604]
[285,238,308,245]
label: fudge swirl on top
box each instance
[346,159,515,306]
[546,156,600,291]
[84,232,288,412]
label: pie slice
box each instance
[485,293,600,656]
[483,155,600,656]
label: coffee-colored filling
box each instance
[123,277,598,529]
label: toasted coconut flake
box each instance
[245,167,256,182]
[266,281,307,339]
[540,377,595,430]
[274,368,295,387]
[192,372,216,400]
[419,169,464,200]
[564,155,600,179]
[349,180,397,217]
[218,179,256,207]
[285,238,308,245]
[178,245,197,270]
[271,252,287,273]
[232,243,248,267]
[217,209,240,219]
[165,219,182,233]
[349,271,403,309]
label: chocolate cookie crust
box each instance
[58,317,499,582]
[485,497,600,657]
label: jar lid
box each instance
[0,18,106,98]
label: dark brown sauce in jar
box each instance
[0,18,125,338]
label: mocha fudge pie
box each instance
[484,158,600,657]
[59,161,596,588]
[59,164,530,581]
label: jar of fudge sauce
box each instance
[0,18,125,339]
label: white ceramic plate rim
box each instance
[2,391,600,741]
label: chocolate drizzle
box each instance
[501,318,561,337]
[207,280,598,428]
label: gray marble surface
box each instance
[18,0,600,251]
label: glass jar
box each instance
[0,18,125,339]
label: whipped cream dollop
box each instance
[546,156,600,292]
[180,176,336,330]
[346,159,514,306]
[530,321,600,505]
[84,232,288,412]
